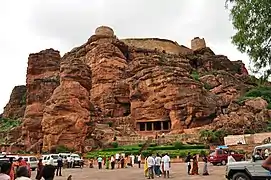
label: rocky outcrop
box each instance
[211,98,271,134]
[2,26,271,152]
[42,58,91,152]
[2,85,26,119]
[22,49,60,149]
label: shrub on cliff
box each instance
[111,142,119,148]
[0,118,20,132]
[238,86,271,109]
[56,145,74,153]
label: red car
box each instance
[207,148,245,165]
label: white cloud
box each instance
[0,0,249,113]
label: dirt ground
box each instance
[32,163,227,180]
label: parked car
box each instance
[208,148,244,165]
[42,154,59,166]
[58,153,83,167]
[226,143,271,180]
[22,156,38,171]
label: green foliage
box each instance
[111,142,118,148]
[56,145,74,153]
[107,122,113,127]
[238,86,271,108]
[0,118,21,132]
[191,71,200,81]
[203,83,212,90]
[199,129,226,144]
[226,0,271,75]
[86,149,208,159]
[20,93,26,105]
[173,141,183,149]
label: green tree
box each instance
[226,0,271,74]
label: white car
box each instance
[42,154,59,166]
[58,153,83,167]
[22,156,38,171]
[226,143,271,180]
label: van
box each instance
[22,156,38,171]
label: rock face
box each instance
[2,85,26,119]
[211,98,271,134]
[2,26,271,152]
[22,49,60,149]
[42,59,91,152]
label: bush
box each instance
[173,142,183,149]
[107,122,113,127]
[0,118,21,132]
[239,86,271,107]
[111,142,119,148]
[56,145,74,153]
[191,71,200,81]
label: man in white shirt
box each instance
[155,153,162,177]
[137,154,142,168]
[161,153,171,178]
[147,154,155,179]
[67,155,71,168]
[110,155,115,169]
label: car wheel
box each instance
[232,172,251,180]
[212,163,218,166]
[31,168,36,171]
[221,160,227,165]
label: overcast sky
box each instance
[0,0,250,113]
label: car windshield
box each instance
[51,155,59,159]
[71,155,80,158]
[210,152,215,156]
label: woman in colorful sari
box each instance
[144,157,148,177]
[191,155,199,175]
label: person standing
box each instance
[130,154,135,167]
[115,153,120,168]
[0,162,11,180]
[70,156,74,168]
[137,154,141,168]
[36,159,43,180]
[147,154,155,179]
[97,156,103,169]
[191,155,199,175]
[161,153,170,178]
[185,152,192,175]
[202,154,209,175]
[105,156,110,169]
[154,153,162,177]
[15,166,31,180]
[144,157,148,177]
[110,155,115,170]
[38,159,56,180]
[67,155,71,168]
[9,157,15,180]
[56,155,63,176]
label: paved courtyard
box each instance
[31,163,227,180]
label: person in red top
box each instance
[9,157,15,180]
[17,157,31,177]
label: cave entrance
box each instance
[136,120,171,132]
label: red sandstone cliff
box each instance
[2,85,26,119]
[2,26,270,152]
[22,48,60,150]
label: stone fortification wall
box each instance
[121,38,193,55]
[191,37,206,51]
[224,132,271,145]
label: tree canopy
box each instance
[226,0,271,75]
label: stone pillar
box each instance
[168,121,171,130]
[161,121,164,130]
[191,37,206,51]
[145,123,147,131]
[152,123,154,131]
